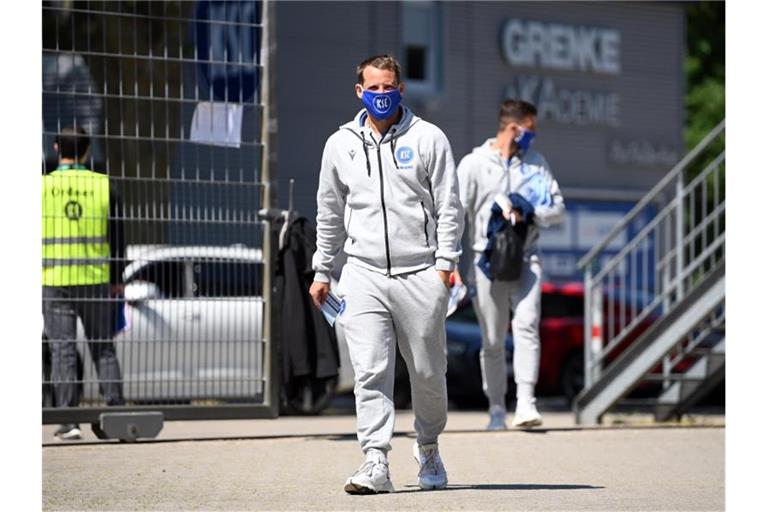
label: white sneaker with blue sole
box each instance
[412,442,448,490]
[486,405,508,431]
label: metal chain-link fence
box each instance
[42,1,278,427]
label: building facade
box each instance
[274,1,685,281]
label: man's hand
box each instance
[451,270,463,287]
[437,270,451,290]
[502,207,523,224]
[309,281,330,309]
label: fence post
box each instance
[584,266,592,389]
[260,0,280,416]
[590,277,604,384]
[675,172,685,303]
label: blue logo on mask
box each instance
[362,89,402,120]
[374,96,391,112]
[396,146,414,164]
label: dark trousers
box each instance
[42,285,125,407]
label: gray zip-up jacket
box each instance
[312,107,463,283]
[457,138,565,260]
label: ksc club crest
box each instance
[373,95,391,114]
[396,146,414,165]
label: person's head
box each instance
[355,55,405,120]
[54,126,90,163]
[496,99,537,150]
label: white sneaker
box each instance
[486,405,508,431]
[513,398,543,428]
[54,423,82,441]
[412,442,448,490]
[344,450,395,494]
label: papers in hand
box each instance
[320,291,346,326]
[446,283,468,318]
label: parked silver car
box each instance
[79,245,265,404]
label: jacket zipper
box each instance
[374,134,393,276]
[421,201,430,247]
[424,174,435,204]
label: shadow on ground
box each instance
[392,483,605,494]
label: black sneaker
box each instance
[54,423,82,441]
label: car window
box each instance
[450,302,478,324]
[192,260,263,297]
[128,260,187,298]
[541,293,583,319]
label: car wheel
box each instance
[560,352,584,406]
[282,375,339,415]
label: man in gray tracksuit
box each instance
[309,55,462,494]
[456,99,565,430]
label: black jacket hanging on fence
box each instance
[275,217,339,385]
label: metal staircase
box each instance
[574,120,725,425]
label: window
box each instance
[450,302,478,324]
[401,1,443,95]
[192,260,263,297]
[541,293,584,319]
[129,260,187,299]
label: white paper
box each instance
[320,291,346,326]
[190,101,243,148]
[494,193,515,224]
[446,283,468,318]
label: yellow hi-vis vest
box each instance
[42,167,111,286]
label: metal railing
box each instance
[578,120,725,388]
[42,1,280,429]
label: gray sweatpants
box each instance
[337,263,450,453]
[469,253,542,408]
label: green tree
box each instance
[685,1,725,151]
[684,1,725,274]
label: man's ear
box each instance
[398,81,406,95]
[355,83,364,99]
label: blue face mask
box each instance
[361,89,402,120]
[514,129,536,154]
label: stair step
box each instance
[687,347,719,357]
[612,398,660,408]
[644,374,704,382]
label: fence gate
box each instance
[42,1,279,440]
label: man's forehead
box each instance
[362,66,397,84]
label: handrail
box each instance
[655,202,726,272]
[578,119,725,270]
[596,157,725,282]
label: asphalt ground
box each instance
[42,408,724,511]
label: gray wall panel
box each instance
[274,1,686,222]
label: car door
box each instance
[113,258,197,403]
[186,257,264,400]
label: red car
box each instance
[391,281,655,408]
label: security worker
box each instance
[43,126,125,440]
